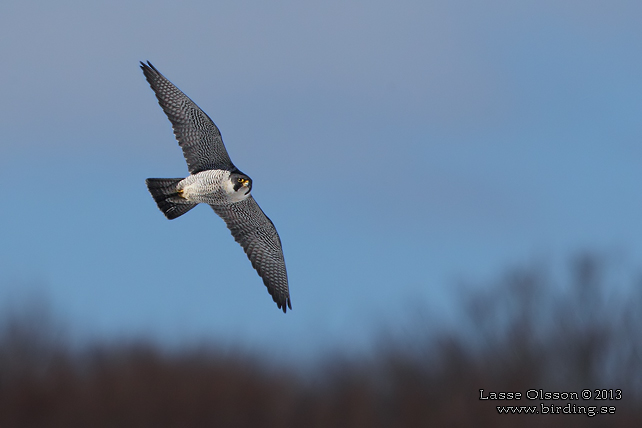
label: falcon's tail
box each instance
[146,178,197,220]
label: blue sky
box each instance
[1,0,641,361]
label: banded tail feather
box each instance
[145,178,197,219]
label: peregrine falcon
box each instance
[140,61,291,313]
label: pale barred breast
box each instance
[178,170,250,205]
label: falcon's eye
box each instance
[238,178,244,183]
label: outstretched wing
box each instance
[140,61,235,173]
[210,197,291,313]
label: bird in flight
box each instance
[140,61,291,313]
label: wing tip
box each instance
[277,295,292,314]
[139,60,155,70]
[140,61,161,81]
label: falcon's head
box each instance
[231,172,252,195]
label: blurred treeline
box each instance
[1,254,641,427]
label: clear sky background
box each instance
[1,0,641,361]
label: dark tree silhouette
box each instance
[1,253,640,427]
